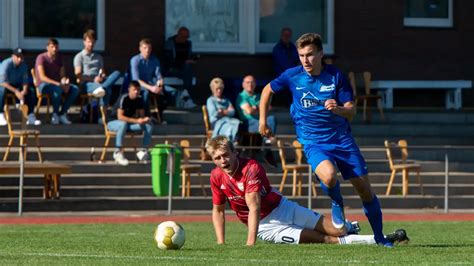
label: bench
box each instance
[371,80,472,110]
[0,162,72,199]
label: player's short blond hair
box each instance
[205,136,235,157]
[209,77,224,93]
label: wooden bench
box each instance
[371,80,472,110]
[0,163,72,199]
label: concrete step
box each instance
[4,145,474,163]
[1,195,472,212]
[0,183,472,198]
[2,140,473,164]
[1,171,473,188]
[3,123,474,137]
[3,130,474,149]
[3,158,471,173]
[8,105,474,123]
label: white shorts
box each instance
[257,197,322,244]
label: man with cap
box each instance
[0,47,41,126]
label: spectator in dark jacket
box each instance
[164,27,196,94]
[272,27,299,77]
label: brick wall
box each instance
[1,0,473,107]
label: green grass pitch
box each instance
[0,221,473,265]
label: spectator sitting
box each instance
[206,77,241,143]
[272,27,299,77]
[130,38,167,122]
[0,48,40,126]
[35,38,79,125]
[74,29,120,109]
[108,81,153,166]
[164,26,197,108]
[236,75,276,140]
[236,75,277,167]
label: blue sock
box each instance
[320,180,344,207]
[363,195,385,242]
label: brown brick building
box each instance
[1,0,473,107]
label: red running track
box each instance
[0,213,472,225]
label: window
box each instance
[0,0,105,51]
[257,0,332,53]
[0,0,8,48]
[404,0,453,28]
[165,0,334,54]
[166,0,246,53]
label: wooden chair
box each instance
[149,94,161,124]
[31,68,52,122]
[179,139,206,197]
[3,104,43,162]
[98,106,137,162]
[200,105,213,161]
[292,140,317,197]
[384,139,424,196]
[78,80,95,123]
[348,71,385,123]
[277,140,316,197]
[4,92,16,106]
[201,105,213,139]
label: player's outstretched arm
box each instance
[212,204,226,244]
[259,84,274,137]
[245,191,261,246]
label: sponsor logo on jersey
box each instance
[296,86,306,90]
[300,91,324,108]
[220,184,226,190]
[320,84,335,92]
[227,195,244,201]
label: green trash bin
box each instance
[151,144,181,196]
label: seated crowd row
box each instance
[106,74,278,166]
[0,27,298,166]
[0,27,197,127]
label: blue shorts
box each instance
[304,143,368,180]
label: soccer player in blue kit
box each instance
[258,33,393,246]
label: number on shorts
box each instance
[281,236,295,243]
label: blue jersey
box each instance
[270,65,354,148]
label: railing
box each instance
[233,144,474,213]
[9,143,474,215]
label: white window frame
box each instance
[404,0,453,28]
[0,0,11,48]
[166,0,334,54]
[1,0,105,51]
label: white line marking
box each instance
[0,251,370,264]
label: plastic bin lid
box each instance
[150,144,179,155]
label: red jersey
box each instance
[210,157,282,224]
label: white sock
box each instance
[338,235,376,245]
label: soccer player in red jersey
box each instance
[206,136,408,246]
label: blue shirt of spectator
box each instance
[130,53,162,84]
[0,57,29,85]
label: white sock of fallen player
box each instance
[338,235,377,245]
